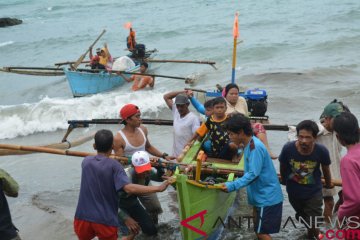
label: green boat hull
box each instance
[175,141,244,240]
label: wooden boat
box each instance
[64,67,133,97]
[64,51,155,97]
[175,140,244,240]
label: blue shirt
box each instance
[190,96,205,115]
[225,137,283,207]
[279,141,331,199]
[75,154,130,227]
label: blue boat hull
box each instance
[64,68,137,97]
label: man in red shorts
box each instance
[74,129,170,240]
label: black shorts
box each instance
[254,201,283,234]
[288,194,323,227]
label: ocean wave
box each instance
[0,91,167,140]
[0,41,14,47]
[308,35,360,53]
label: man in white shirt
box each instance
[163,91,200,158]
[317,100,348,223]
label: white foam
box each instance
[0,90,167,140]
[0,41,14,48]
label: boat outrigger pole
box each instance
[62,119,174,142]
[62,118,291,142]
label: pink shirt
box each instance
[338,143,360,222]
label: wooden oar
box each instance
[0,143,129,164]
[55,60,91,67]
[72,29,106,70]
[0,133,94,156]
[0,144,207,169]
[0,143,342,187]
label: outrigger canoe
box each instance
[64,51,156,97]
[175,140,244,240]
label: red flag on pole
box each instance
[123,22,132,29]
[233,12,239,39]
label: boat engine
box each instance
[244,88,268,117]
[134,44,146,58]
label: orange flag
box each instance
[233,12,239,39]
[123,22,132,29]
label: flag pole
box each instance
[231,12,239,84]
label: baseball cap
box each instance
[174,94,189,105]
[321,102,344,119]
[120,104,140,122]
[131,151,151,173]
[96,48,101,53]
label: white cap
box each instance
[131,151,151,173]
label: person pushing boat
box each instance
[163,91,200,158]
[74,129,170,240]
[118,151,166,240]
[222,113,283,240]
[113,103,174,160]
[0,168,21,240]
[119,63,154,91]
[279,120,333,239]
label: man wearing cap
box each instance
[317,99,349,223]
[163,90,200,158]
[118,151,165,240]
[113,103,173,161]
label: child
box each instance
[118,151,165,240]
[188,97,237,161]
[74,129,170,240]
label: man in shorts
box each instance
[74,129,170,240]
[279,120,333,239]
[222,113,283,240]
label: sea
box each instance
[1,0,360,239]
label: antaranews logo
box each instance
[180,210,208,239]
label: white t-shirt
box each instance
[316,123,343,181]
[172,107,200,157]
